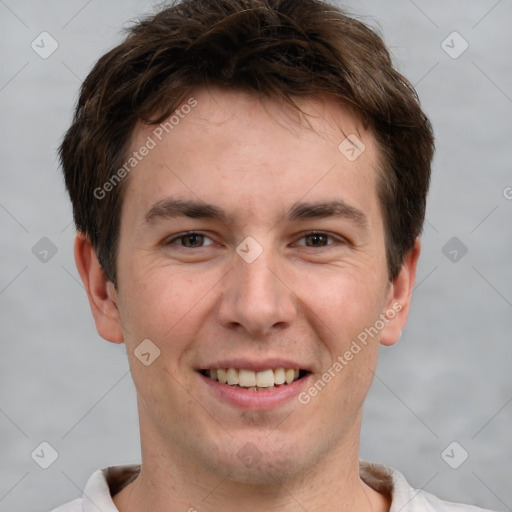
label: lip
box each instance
[198,370,312,411]
[197,358,311,373]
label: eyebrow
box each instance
[142,198,368,229]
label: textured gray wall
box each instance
[1,1,511,511]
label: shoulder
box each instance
[412,488,498,512]
[49,498,82,512]
[47,464,140,512]
[359,460,498,512]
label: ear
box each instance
[379,237,421,347]
[74,232,124,344]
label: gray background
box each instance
[1,0,511,511]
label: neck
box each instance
[113,415,390,512]
[114,464,388,512]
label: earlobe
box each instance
[379,238,421,347]
[74,232,124,344]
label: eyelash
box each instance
[164,231,343,249]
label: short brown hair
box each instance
[60,0,434,288]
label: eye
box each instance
[165,232,215,248]
[295,232,339,247]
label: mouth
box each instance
[199,367,311,391]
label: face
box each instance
[88,88,415,484]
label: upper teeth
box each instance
[207,368,300,388]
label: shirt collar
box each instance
[81,460,417,511]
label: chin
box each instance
[227,465,299,486]
[199,435,316,486]
[225,454,308,486]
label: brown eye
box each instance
[294,232,339,248]
[304,233,330,247]
[166,232,214,248]
[181,233,204,247]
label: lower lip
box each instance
[198,372,311,411]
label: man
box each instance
[53,0,496,510]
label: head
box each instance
[62,0,434,488]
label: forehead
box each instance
[121,88,382,230]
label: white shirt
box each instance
[50,460,497,512]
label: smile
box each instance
[200,368,309,391]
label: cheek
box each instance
[296,266,387,403]
[117,263,195,347]
[118,267,205,411]
[299,268,388,345]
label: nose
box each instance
[217,244,297,337]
